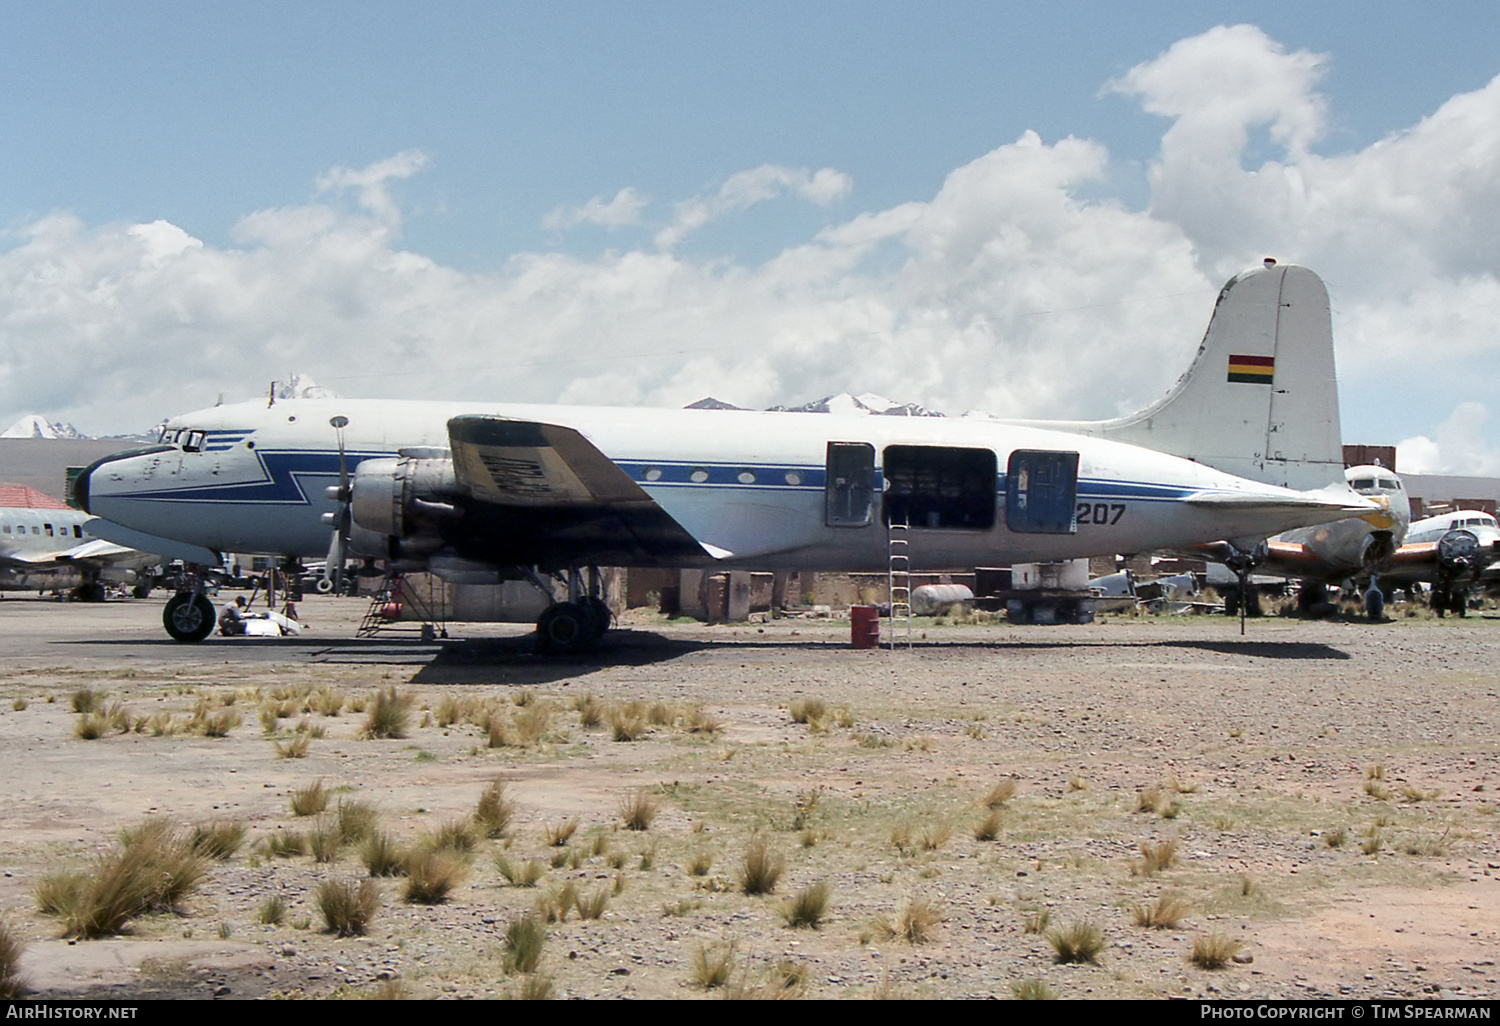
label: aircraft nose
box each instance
[1357,495,1395,530]
[73,445,176,515]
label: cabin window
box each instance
[44,524,53,537]
[881,445,997,530]
[825,442,875,527]
[72,525,82,538]
[1005,450,1080,534]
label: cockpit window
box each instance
[182,430,206,453]
[1351,478,1375,491]
[1379,479,1398,490]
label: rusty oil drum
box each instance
[850,604,880,649]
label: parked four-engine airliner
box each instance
[77,261,1371,648]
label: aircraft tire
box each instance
[536,602,592,654]
[582,597,612,642]
[1364,587,1384,621]
[1431,587,1449,617]
[164,592,215,643]
[315,577,334,594]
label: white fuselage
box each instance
[0,505,155,589]
[1268,466,1410,582]
[81,397,1367,575]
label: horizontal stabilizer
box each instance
[1183,491,1371,515]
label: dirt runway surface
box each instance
[0,594,1496,1000]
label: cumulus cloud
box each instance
[543,187,650,232]
[654,164,853,249]
[1398,403,1500,476]
[314,149,427,226]
[3,24,1500,471]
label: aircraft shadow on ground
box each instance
[406,629,712,686]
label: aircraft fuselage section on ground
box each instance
[81,397,1365,576]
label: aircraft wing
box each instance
[57,539,145,563]
[445,415,728,566]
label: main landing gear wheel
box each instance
[1363,586,1385,621]
[535,599,613,654]
[164,592,215,643]
[536,602,592,654]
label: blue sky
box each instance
[4,3,1500,474]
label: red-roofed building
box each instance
[0,485,70,510]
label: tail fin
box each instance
[1039,262,1344,491]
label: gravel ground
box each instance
[0,595,1495,1000]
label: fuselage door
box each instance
[825,442,875,527]
[1006,450,1079,534]
[881,445,997,529]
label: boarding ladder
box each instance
[886,517,912,649]
[356,571,448,640]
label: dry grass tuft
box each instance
[494,853,545,887]
[1132,893,1191,929]
[402,848,468,904]
[687,851,714,876]
[619,789,659,831]
[741,837,785,895]
[871,896,943,944]
[1011,979,1056,1000]
[779,879,832,928]
[689,941,737,989]
[474,779,517,839]
[919,818,955,851]
[544,819,577,847]
[317,878,380,936]
[1133,838,1178,876]
[1189,930,1244,969]
[982,778,1018,808]
[974,809,1002,842]
[275,735,311,759]
[1046,920,1105,964]
[1022,908,1051,934]
[574,886,610,920]
[0,920,27,998]
[362,686,413,739]
[39,820,211,938]
[189,821,248,861]
[290,779,329,817]
[360,833,406,877]
[257,894,287,926]
[265,831,307,859]
[606,703,648,741]
[334,800,381,846]
[70,688,103,714]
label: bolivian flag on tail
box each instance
[1227,354,1275,384]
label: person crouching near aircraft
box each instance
[219,596,248,635]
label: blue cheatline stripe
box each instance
[125,447,1209,506]
[119,449,392,504]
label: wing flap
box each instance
[446,415,722,565]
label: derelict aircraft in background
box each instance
[77,260,1372,649]
[0,485,160,600]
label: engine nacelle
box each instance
[346,455,460,560]
[1436,528,1482,576]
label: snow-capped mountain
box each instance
[1,415,89,440]
[764,392,944,417]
